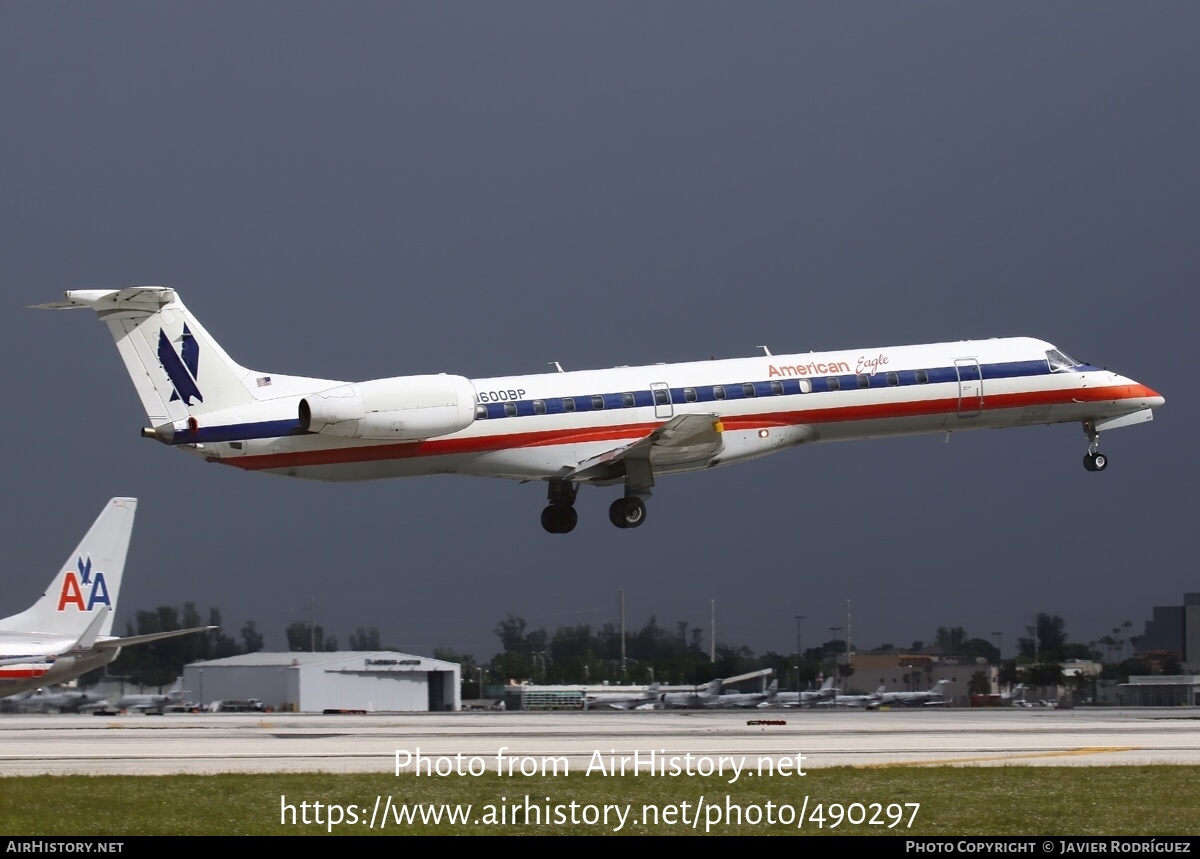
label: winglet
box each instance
[70,608,111,652]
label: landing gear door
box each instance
[955,358,983,418]
[650,382,673,420]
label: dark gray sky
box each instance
[2,4,1195,663]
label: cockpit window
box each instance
[1046,349,1079,372]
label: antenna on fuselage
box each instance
[549,361,564,373]
[758,346,772,356]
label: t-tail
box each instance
[33,287,322,445]
[0,498,136,639]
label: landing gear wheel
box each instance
[608,497,647,529]
[1083,452,1108,472]
[541,479,579,533]
[541,505,578,534]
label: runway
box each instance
[1,707,1198,777]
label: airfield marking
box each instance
[857,746,1141,768]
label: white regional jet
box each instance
[871,679,952,709]
[769,676,837,708]
[657,679,723,709]
[37,288,1163,533]
[112,679,186,715]
[707,678,778,708]
[0,498,212,698]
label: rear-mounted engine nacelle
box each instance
[299,374,476,440]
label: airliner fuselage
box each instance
[38,289,1163,532]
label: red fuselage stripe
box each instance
[224,383,1155,473]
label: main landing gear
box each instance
[539,480,651,532]
[608,496,647,530]
[1082,420,1109,472]
[541,479,578,534]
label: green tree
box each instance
[1019,614,1068,660]
[108,604,235,687]
[934,626,968,654]
[240,620,264,654]
[349,627,382,650]
[997,659,1021,690]
[968,671,992,695]
[285,621,326,652]
[1026,662,1065,689]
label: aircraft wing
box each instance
[565,414,726,483]
[94,626,216,650]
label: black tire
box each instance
[560,506,578,533]
[540,505,559,533]
[608,498,628,529]
[1083,454,1096,472]
[1092,453,1108,472]
[621,497,647,529]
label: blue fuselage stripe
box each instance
[170,359,1099,444]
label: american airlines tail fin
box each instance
[0,498,136,638]
[33,287,278,433]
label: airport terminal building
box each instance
[183,651,460,712]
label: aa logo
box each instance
[56,556,111,612]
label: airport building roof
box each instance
[187,651,459,670]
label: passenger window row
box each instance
[475,368,940,420]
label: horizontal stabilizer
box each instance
[95,625,216,650]
[30,287,177,311]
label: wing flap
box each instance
[565,413,726,482]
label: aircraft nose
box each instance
[1139,384,1165,408]
[1115,373,1164,408]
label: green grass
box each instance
[2,767,1197,835]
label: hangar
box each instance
[183,651,460,712]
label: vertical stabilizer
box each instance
[0,498,137,637]
[33,288,259,426]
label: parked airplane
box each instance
[0,498,213,698]
[769,676,837,708]
[586,683,662,711]
[872,679,951,709]
[112,679,186,715]
[37,287,1163,532]
[1002,683,1027,704]
[657,679,723,709]
[3,685,109,714]
[708,678,778,708]
[819,685,886,708]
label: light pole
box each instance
[794,615,805,691]
[829,626,842,687]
